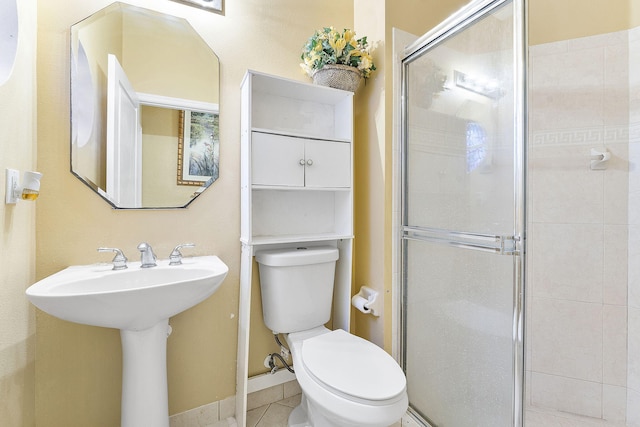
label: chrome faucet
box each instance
[137,242,157,268]
[169,243,196,265]
[97,247,128,270]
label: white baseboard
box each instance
[247,369,296,394]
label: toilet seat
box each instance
[287,327,408,427]
[300,329,406,402]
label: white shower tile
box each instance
[628,308,640,391]
[604,88,630,127]
[604,144,629,225]
[630,26,640,42]
[628,388,640,427]
[630,91,640,125]
[531,223,603,303]
[604,43,629,127]
[629,157,640,226]
[628,227,640,309]
[529,145,604,224]
[530,372,602,418]
[525,369,532,407]
[602,304,627,387]
[568,31,626,50]
[563,47,605,87]
[529,40,568,58]
[630,34,640,88]
[530,298,603,382]
[603,225,628,306]
[526,26,633,427]
[530,45,603,89]
[529,90,605,131]
[602,384,627,422]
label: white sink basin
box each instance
[26,255,229,427]
[26,255,228,331]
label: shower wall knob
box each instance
[590,148,610,170]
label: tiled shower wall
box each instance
[527,29,633,423]
[627,26,640,427]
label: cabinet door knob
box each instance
[299,159,305,166]
[306,159,313,166]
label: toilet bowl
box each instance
[285,327,408,427]
[255,247,408,427]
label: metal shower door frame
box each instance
[397,0,527,426]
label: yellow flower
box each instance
[329,37,347,57]
[344,30,355,42]
[358,54,372,71]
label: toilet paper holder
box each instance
[351,286,380,316]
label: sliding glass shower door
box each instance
[400,1,525,426]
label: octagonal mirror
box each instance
[71,2,220,209]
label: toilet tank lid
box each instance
[255,246,338,267]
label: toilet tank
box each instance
[255,246,339,334]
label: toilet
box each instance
[255,246,408,427]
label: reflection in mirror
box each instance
[71,2,220,208]
[0,0,19,85]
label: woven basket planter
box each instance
[312,64,362,92]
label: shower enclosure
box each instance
[399,0,640,426]
[399,0,525,426]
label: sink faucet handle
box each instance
[97,247,128,270]
[137,242,157,268]
[169,243,196,265]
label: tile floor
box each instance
[245,383,628,427]
[247,393,302,427]
[525,407,627,427]
[246,405,629,427]
[247,394,404,427]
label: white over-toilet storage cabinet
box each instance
[236,70,354,426]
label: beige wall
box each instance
[140,106,196,207]
[36,0,351,425]
[122,7,219,103]
[529,0,637,45]
[0,0,37,426]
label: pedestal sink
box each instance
[26,255,228,427]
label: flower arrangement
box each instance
[300,27,376,80]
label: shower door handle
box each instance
[402,226,521,255]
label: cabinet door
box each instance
[252,132,305,187]
[304,140,351,188]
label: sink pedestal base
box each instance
[120,319,170,427]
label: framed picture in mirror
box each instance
[177,110,220,186]
[170,0,223,14]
